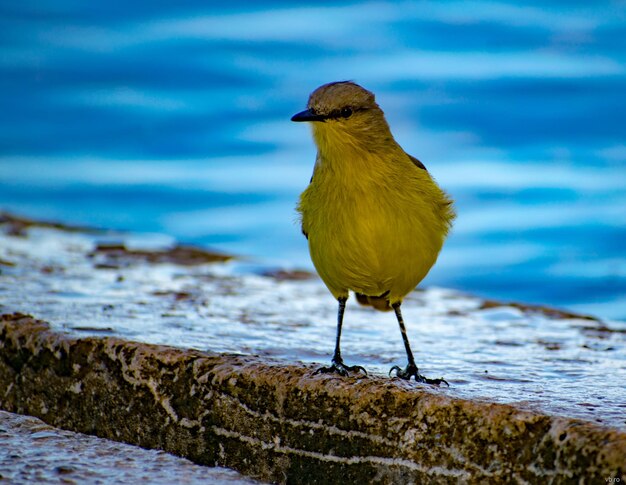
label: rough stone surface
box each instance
[0,409,257,484]
[88,242,232,268]
[0,211,102,236]
[1,313,624,484]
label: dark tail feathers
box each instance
[355,292,392,312]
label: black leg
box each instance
[332,297,347,364]
[389,302,448,386]
[314,297,367,377]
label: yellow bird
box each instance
[292,81,455,384]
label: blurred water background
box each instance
[1,1,625,321]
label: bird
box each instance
[292,81,455,385]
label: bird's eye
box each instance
[340,107,353,118]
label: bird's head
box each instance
[291,81,378,123]
[291,81,392,152]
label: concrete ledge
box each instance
[1,313,624,483]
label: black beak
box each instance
[291,109,326,122]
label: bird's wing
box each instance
[407,154,427,171]
[300,161,319,240]
[406,152,455,225]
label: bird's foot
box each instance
[389,364,449,386]
[314,358,367,377]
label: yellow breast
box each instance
[298,140,454,305]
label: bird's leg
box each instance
[314,297,367,376]
[389,302,448,386]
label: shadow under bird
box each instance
[292,81,455,385]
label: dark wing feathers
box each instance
[408,154,427,171]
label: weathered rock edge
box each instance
[0,313,623,484]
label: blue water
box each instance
[1,1,625,320]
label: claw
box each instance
[314,358,367,377]
[389,363,449,386]
[388,365,402,377]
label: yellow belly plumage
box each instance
[298,127,454,308]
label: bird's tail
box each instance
[355,293,393,312]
